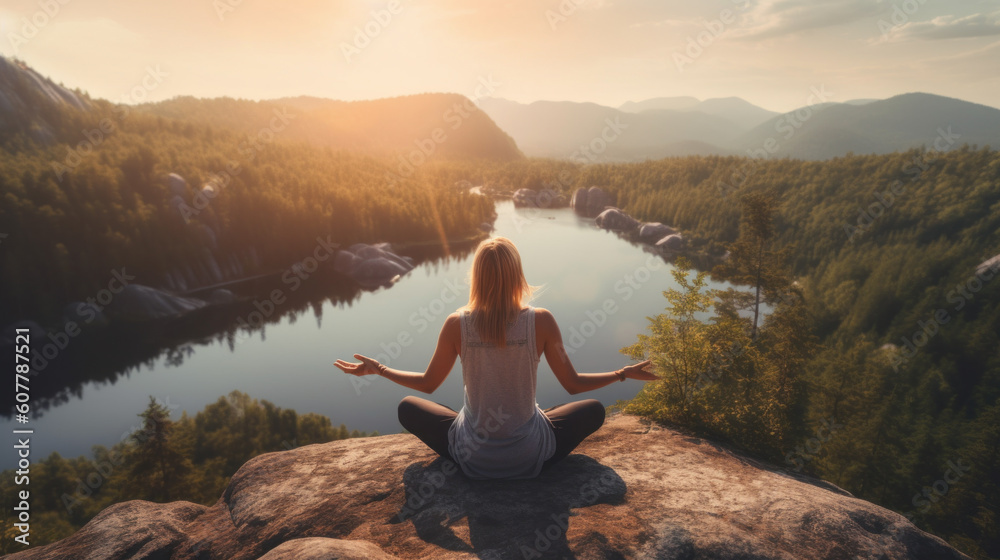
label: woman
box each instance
[335,237,656,479]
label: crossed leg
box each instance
[397,395,606,471]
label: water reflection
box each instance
[1,200,737,468]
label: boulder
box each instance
[976,253,1000,276]
[655,233,685,253]
[595,208,640,232]
[353,258,411,288]
[166,173,188,196]
[104,284,207,322]
[0,320,46,347]
[62,302,109,328]
[512,188,538,207]
[571,186,615,217]
[335,244,415,288]
[352,244,414,270]
[209,289,237,305]
[333,250,363,275]
[514,188,568,209]
[7,414,969,560]
[638,222,677,243]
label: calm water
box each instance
[2,200,740,469]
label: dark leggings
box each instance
[396,395,606,470]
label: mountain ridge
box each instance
[0,56,523,161]
[480,92,1000,161]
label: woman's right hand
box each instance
[622,359,657,381]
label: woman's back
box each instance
[447,306,556,479]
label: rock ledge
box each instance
[8,414,968,560]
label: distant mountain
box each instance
[619,96,779,130]
[481,93,999,162]
[0,56,521,161]
[0,57,91,145]
[619,96,700,113]
[136,94,522,160]
[736,93,1000,160]
[477,98,736,161]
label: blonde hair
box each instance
[464,237,534,347]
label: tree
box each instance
[125,396,192,502]
[713,190,791,340]
[621,257,717,424]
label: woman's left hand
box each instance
[334,354,382,376]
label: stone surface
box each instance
[104,284,207,322]
[638,222,678,243]
[7,414,969,560]
[655,233,685,252]
[595,208,640,232]
[976,253,1000,276]
[513,188,568,209]
[334,243,415,288]
[166,173,188,196]
[571,186,615,217]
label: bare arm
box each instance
[334,313,460,394]
[535,308,655,395]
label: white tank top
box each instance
[447,306,556,479]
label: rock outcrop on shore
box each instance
[512,188,568,209]
[595,208,640,231]
[570,187,684,253]
[8,414,969,560]
[104,284,208,322]
[571,186,615,217]
[333,243,415,288]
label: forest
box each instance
[2,57,999,557]
[467,151,1000,559]
[0,392,375,553]
[0,91,497,322]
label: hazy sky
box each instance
[2,0,999,112]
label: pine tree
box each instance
[125,396,192,502]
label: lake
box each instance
[1,199,741,469]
